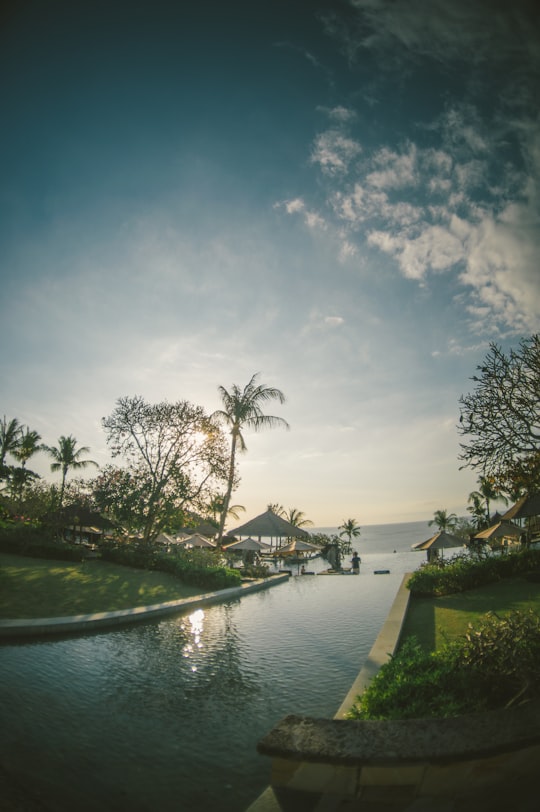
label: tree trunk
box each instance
[217,431,238,545]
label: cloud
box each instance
[310,129,362,175]
[324,316,345,327]
[317,105,357,123]
[276,197,327,231]
[366,143,418,189]
[337,0,540,74]
[291,95,540,333]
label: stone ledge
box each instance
[257,701,540,766]
[0,573,289,639]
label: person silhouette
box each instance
[351,552,360,573]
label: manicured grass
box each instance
[0,553,204,618]
[401,575,540,652]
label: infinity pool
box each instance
[1,553,416,811]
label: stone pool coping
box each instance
[0,572,290,639]
[246,572,412,811]
[249,573,540,810]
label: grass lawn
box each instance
[0,553,204,618]
[401,575,540,652]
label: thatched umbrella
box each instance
[412,531,464,561]
[501,493,540,520]
[501,493,540,543]
[223,537,270,552]
[273,537,321,573]
[227,509,310,549]
[182,533,217,548]
[223,536,270,566]
[473,520,522,544]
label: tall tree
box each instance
[9,428,43,508]
[44,435,98,508]
[467,491,488,530]
[428,509,458,533]
[102,396,229,542]
[207,493,245,525]
[12,428,43,469]
[285,507,313,529]
[339,518,361,544]
[212,374,289,543]
[458,335,540,490]
[0,416,23,477]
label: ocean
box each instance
[313,519,436,554]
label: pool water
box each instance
[1,552,418,811]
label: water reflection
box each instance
[183,608,205,668]
[0,559,417,811]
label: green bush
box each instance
[0,523,85,562]
[100,539,157,569]
[156,548,241,590]
[241,562,270,579]
[407,548,540,596]
[99,540,242,591]
[347,610,540,720]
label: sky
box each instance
[1,0,539,528]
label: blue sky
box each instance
[1,0,539,526]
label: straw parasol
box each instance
[501,493,540,521]
[412,531,464,561]
[182,533,217,548]
[473,520,522,543]
[223,537,270,552]
[273,537,321,573]
[227,509,310,544]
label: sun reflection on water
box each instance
[182,609,205,670]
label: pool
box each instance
[1,552,417,811]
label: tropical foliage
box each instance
[347,609,540,720]
[212,374,289,543]
[43,435,98,508]
[407,547,540,597]
[102,396,229,543]
[458,334,540,496]
[428,508,458,533]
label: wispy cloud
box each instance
[310,129,362,175]
[331,0,540,74]
[278,13,540,336]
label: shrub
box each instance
[0,522,86,562]
[407,548,540,596]
[156,548,241,590]
[99,540,242,591]
[347,610,540,720]
[99,538,157,569]
[241,562,270,579]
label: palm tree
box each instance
[338,518,361,555]
[207,493,245,524]
[12,428,43,469]
[339,518,361,544]
[11,428,43,506]
[428,508,458,533]
[285,507,313,529]
[212,373,289,543]
[44,435,98,508]
[0,416,23,476]
[467,491,487,530]
[267,503,285,517]
[477,475,508,523]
